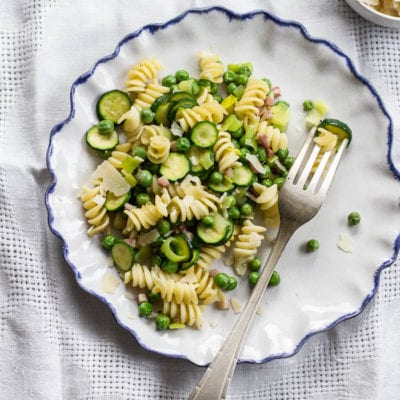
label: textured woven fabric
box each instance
[0,1,399,399]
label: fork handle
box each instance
[188,222,298,400]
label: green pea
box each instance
[148,291,161,303]
[191,236,203,249]
[161,259,179,274]
[259,165,271,179]
[306,239,320,252]
[250,257,261,271]
[101,234,118,250]
[202,215,215,227]
[138,301,153,317]
[208,82,218,95]
[162,75,177,87]
[175,69,189,82]
[157,219,171,236]
[248,271,260,286]
[155,314,171,330]
[150,255,162,267]
[283,156,295,170]
[98,119,114,135]
[213,94,223,103]
[223,70,237,83]
[235,73,248,85]
[227,82,237,95]
[146,161,160,174]
[276,148,289,161]
[230,127,244,139]
[268,271,281,287]
[348,212,361,226]
[239,147,250,162]
[226,276,238,291]
[136,193,151,206]
[228,206,240,220]
[209,171,224,185]
[303,99,314,111]
[135,170,153,187]
[256,146,267,163]
[140,108,155,124]
[132,146,147,160]
[231,139,241,149]
[176,137,191,153]
[238,65,252,76]
[240,203,253,217]
[214,273,230,290]
[262,179,273,187]
[273,177,286,190]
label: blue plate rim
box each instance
[44,5,400,366]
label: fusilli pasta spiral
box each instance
[257,122,288,153]
[125,58,163,93]
[213,131,241,172]
[147,135,170,164]
[133,80,170,110]
[162,301,204,328]
[198,51,224,84]
[153,275,199,304]
[118,105,143,142]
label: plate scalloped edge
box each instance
[45,6,400,366]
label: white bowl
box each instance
[346,0,400,28]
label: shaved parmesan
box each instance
[91,160,130,196]
[93,194,106,206]
[102,272,120,294]
[230,297,242,314]
[337,233,353,253]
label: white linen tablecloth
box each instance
[1,1,399,399]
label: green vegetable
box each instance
[175,70,190,82]
[96,89,132,123]
[162,75,176,87]
[208,176,234,193]
[111,241,137,271]
[226,276,238,291]
[177,79,200,96]
[302,100,314,111]
[138,301,153,317]
[157,219,171,236]
[223,70,237,83]
[176,137,191,153]
[181,248,201,270]
[276,148,289,161]
[240,203,253,217]
[250,257,261,271]
[148,291,161,303]
[306,239,320,252]
[214,273,230,290]
[98,119,114,134]
[135,170,153,187]
[228,206,240,220]
[160,235,192,263]
[227,82,237,95]
[196,213,233,245]
[202,215,215,227]
[235,74,248,85]
[268,271,281,287]
[221,114,243,133]
[248,271,260,286]
[348,212,361,226]
[132,146,147,160]
[101,235,118,250]
[270,101,290,131]
[155,314,171,330]
[283,156,295,170]
[105,191,131,211]
[232,165,254,187]
[273,177,286,190]
[86,125,119,151]
[160,152,190,181]
[190,121,218,148]
[135,193,150,206]
[209,171,224,185]
[161,259,179,274]
[140,108,155,124]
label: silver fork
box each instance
[188,127,349,400]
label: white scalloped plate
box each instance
[46,7,400,366]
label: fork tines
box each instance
[288,127,348,195]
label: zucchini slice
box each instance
[86,125,119,151]
[180,248,200,270]
[96,90,132,123]
[188,146,215,174]
[168,99,197,122]
[160,234,192,263]
[160,153,190,181]
[208,176,235,193]
[232,165,254,187]
[105,191,131,211]
[317,118,352,146]
[169,91,196,103]
[196,213,233,245]
[111,241,136,271]
[190,121,218,148]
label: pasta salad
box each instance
[80,51,350,330]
